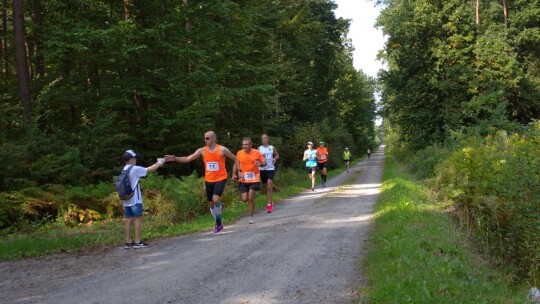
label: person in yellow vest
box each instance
[343,147,351,172]
[165,131,239,233]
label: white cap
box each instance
[122,149,137,161]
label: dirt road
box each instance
[1,146,384,304]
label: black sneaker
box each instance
[133,241,150,249]
[124,242,134,249]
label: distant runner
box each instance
[303,142,318,191]
[343,147,351,172]
[316,141,329,187]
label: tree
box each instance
[12,0,32,129]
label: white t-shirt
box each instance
[122,165,148,207]
[258,145,275,171]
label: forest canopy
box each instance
[1,0,378,191]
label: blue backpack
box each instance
[115,166,138,200]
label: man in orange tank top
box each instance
[232,137,267,224]
[316,141,329,187]
[165,131,239,233]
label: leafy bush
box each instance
[434,123,540,281]
[407,145,451,180]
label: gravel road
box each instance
[1,146,384,304]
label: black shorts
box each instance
[205,179,227,202]
[343,159,350,164]
[239,182,261,193]
[317,162,328,171]
[260,170,275,184]
[307,166,317,174]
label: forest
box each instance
[1,0,377,189]
[1,0,538,285]
[378,0,539,283]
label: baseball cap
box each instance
[319,141,325,144]
[122,149,137,161]
[345,147,348,150]
[307,141,313,145]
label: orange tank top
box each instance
[316,147,328,163]
[203,145,227,182]
[236,149,265,183]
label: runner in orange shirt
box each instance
[165,131,238,233]
[232,137,267,224]
[316,141,329,187]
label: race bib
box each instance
[243,172,256,181]
[320,155,327,160]
[206,161,219,172]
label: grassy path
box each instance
[360,156,525,303]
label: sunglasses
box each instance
[204,137,211,140]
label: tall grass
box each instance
[0,167,311,260]
[362,156,524,303]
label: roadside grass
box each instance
[360,156,525,303]
[0,159,361,260]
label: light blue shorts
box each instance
[124,204,143,218]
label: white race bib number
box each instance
[320,155,327,160]
[206,161,219,172]
[243,172,256,181]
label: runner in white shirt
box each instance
[258,134,280,213]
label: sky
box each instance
[332,0,387,78]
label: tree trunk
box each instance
[2,0,8,81]
[123,0,131,20]
[32,0,44,77]
[475,0,480,26]
[502,0,508,28]
[13,0,32,128]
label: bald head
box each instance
[204,131,217,146]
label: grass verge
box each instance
[360,156,525,303]
[0,159,359,260]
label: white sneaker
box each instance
[248,216,254,224]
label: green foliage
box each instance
[379,0,540,152]
[1,0,376,191]
[406,145,452,180]
[434,123,540,282]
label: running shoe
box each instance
[124,242,134,249]
[132,241,150,249]
[214,223,224,233]
[311,187,315,191]
[267,203,273,213]
[249,216,254,224]
[322,181,326,187]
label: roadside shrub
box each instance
[57,204,102,227]
[435,123,540,281]
[407,145,451,180]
